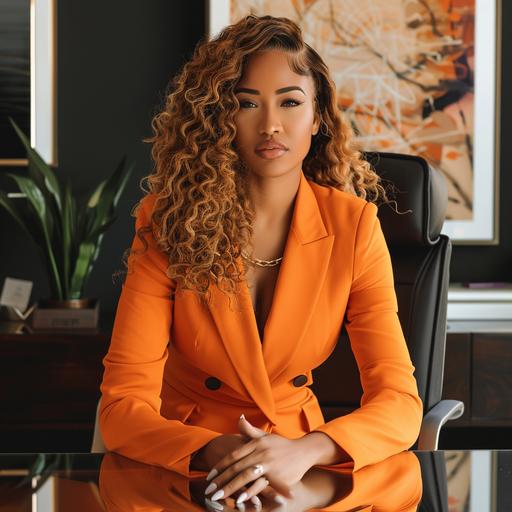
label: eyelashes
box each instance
[238,99,303,109]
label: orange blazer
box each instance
[98,450,422,511]
[99,170,423,478]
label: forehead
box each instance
[237,50,314,94]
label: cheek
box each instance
[233,118,252,149]
[288,116,316,149]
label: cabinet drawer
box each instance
[473,334,512,420]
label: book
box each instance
[447,301,512,320]
[448,283,512,302]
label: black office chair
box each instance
[416,451,450,511]
[311,151,464,450]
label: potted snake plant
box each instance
[0,118,134,328]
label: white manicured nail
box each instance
[274,495,286,504]
[251,495,262,508]
[204,482,217,495]
[236,492,248,504]
[205,497,224,510]
[206,468,218,481]
[239,413,245,420]
[211,489,225,501]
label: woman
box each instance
[100,14,423,508]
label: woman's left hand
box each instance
[203,415,315,504]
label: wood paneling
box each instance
[0,321,110,451]
[473,334,512,421]
[442,333,471,425]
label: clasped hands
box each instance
[203,414,315,508]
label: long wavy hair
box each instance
[118,14,391,305]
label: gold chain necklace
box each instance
[241,249,283,267]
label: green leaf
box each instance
[87,180,107,208]
[5,173,63,299]
[69,241,96,297]
[85,215,118,242]
[87,157,134,238]
[61,179,75,298]
[9,117,62,212]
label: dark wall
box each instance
[0,0,205,315]
[449,1,511,283]
[1,1,510,316]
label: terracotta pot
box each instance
[38,298,96,309]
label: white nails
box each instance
[205,482,217,495]
[251,495,262,508]
[206,468,218,481]
[211,489,225,501]
[274,495,286,504]
[236,492,248,504]
[239,413,245,420]
[205,497,224,510]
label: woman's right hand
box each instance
[192,433,284,507]
[191,433,250,472]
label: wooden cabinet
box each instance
[443,323,512,427]
[0,317,112,452]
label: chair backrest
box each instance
[311,152,451,421]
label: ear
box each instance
[312,110,321,136]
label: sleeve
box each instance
[99,194,223,478]
[311,201,423,471]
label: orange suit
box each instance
[99,170,423,478]
[98,450,422,511]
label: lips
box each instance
[255,140,288,151]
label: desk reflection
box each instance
[98,450,422,511]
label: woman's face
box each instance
[233,49,320,179]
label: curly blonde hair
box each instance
[119,14,390,304]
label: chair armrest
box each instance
[91,397,106,453]
[417,399,464,451]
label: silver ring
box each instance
[252,464,264,475]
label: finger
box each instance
[238,415,268,439]
[206,441,258,482]
[258,485,287,506]
[205,496,225,511]
[263,477,294,500]
[208,463,265,501]
[235,477,269,506]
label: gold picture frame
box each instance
[1,0,57,167]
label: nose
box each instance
[259,105,282,135]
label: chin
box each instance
[244,157,301,178]
[248,165,295,179]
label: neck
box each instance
[247,170,301,229]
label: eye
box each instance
[282,98,303,107]
[238,98,303,109]
[239,100,256,109]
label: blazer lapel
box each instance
[205,172,334,425]
[262,173,334,381]
[206,264,277,424]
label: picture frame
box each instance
[445,450,498,511]
[0,0,57,167]
[206,0,501,245]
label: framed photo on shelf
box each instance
[206,0,501,245]
[0,0,57,167]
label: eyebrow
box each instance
[234,86,306,95]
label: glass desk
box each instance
[0,450,510,511]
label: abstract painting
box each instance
[207,0,501,244]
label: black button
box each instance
[205,376,222,390]
[292,374,307,387]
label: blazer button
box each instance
[205,376,222,390]
[292,374,307,387]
